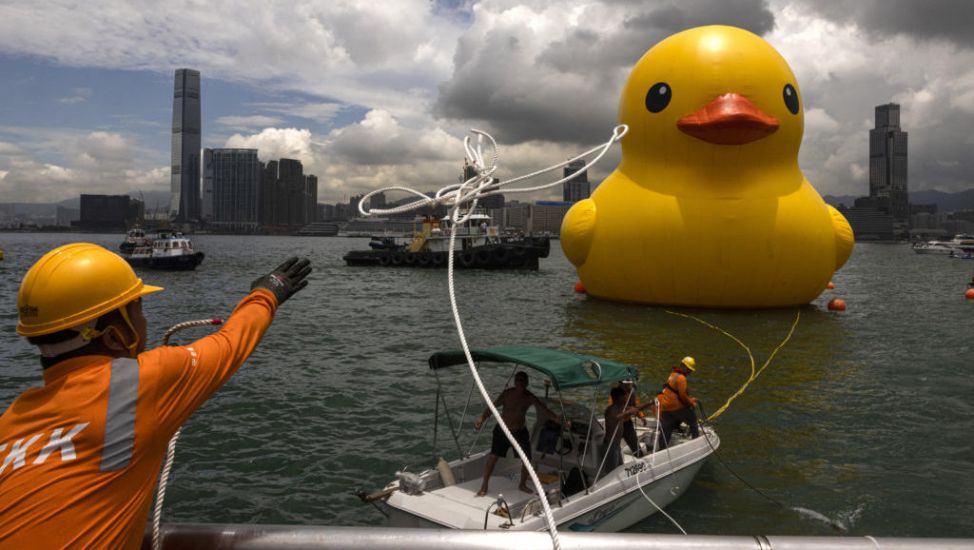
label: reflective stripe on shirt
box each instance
[100,358,139,471]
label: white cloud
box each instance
[0,1,464,117]
[56,87,92,104]
[246,102,344,124]
[225,128,317,167]
[216,115,284,131]
[0,129,167,202]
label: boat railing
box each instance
[144,524,974,549]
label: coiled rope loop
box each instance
[357,124,628,223]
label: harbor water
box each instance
[1,233,973,537]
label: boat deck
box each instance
[390,458,562,529]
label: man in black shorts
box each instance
[473,371,564,496]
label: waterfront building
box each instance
[170,68,202,223]
[534,201,573,234]
[840,197,894,240]
[279,158,306,228]
[563,159,591,203]
[203,148,260,232]
[258,160,279,226]
[254,158,318,231]
[306,175,318,223]
[317,203,335,221]
[869,103,909,224]
[369,192,387,212]
[501,201,572,235]
[76,194,143,232]
[480,193,505,211]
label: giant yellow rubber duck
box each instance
[562,25,853,308]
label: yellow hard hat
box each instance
[17,243,163,337]
[681,356,696,372]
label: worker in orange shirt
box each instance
[624,356,700,449]
[0,243,311,549]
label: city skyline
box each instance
[2,1,974,206]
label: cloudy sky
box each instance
[1,0,973,206]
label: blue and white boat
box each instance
[365,346,718,532]
[123,231,204,270]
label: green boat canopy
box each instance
[428,345,639,391]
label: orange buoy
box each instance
[826,281,835,290]
[827,298,846,311]
[574,281,586,293]
[965,288,974,300]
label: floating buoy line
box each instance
[669,309,850,533]
[664,309,801,422]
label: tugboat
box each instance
[123,231,205,270]
[343,213,549,270]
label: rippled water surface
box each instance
[1,233,973,537]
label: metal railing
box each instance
[142,524,974,550]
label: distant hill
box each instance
[824,189,974,212]
[908,189,974,212]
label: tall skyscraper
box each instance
[170,69,202,222]
[869,103,908,223]
[563,159,591,203]
[257,160,277,226]
[203,148,260,231]
[305,174,318,223]
[279,158,305,227]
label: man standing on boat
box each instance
[473,371,564,496]
[0,243,310,549]
[601,386,629,477]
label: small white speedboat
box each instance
[912,241,956,255]
[363,346,718,532]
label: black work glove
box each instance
[251,257,312,305]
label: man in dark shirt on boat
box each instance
[473,371,564,496]
[601,386,628,478]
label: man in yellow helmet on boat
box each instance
[625,356,700,448]
[0,243,310,549]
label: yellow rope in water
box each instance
[664,309,801,421]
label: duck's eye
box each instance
[783,84,800,115]
[645,82,671,113]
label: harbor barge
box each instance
[343,213,549,270]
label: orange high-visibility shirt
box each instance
[657,371,695,412]
[0,289,278,549]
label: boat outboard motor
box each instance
[395,471,426,495]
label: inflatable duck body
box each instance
[561,25,854,308]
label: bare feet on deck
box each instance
[477,490,488,497]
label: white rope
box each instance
[637,400,687,535]
[152,429,181,550]
[359,125,626,550]
[444,201,562,550]
[357,125,628,220]
[152,318,224,550]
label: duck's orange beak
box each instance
[677,93,778,145]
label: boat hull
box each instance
[125,251,205,270]
[384,426,718,533]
